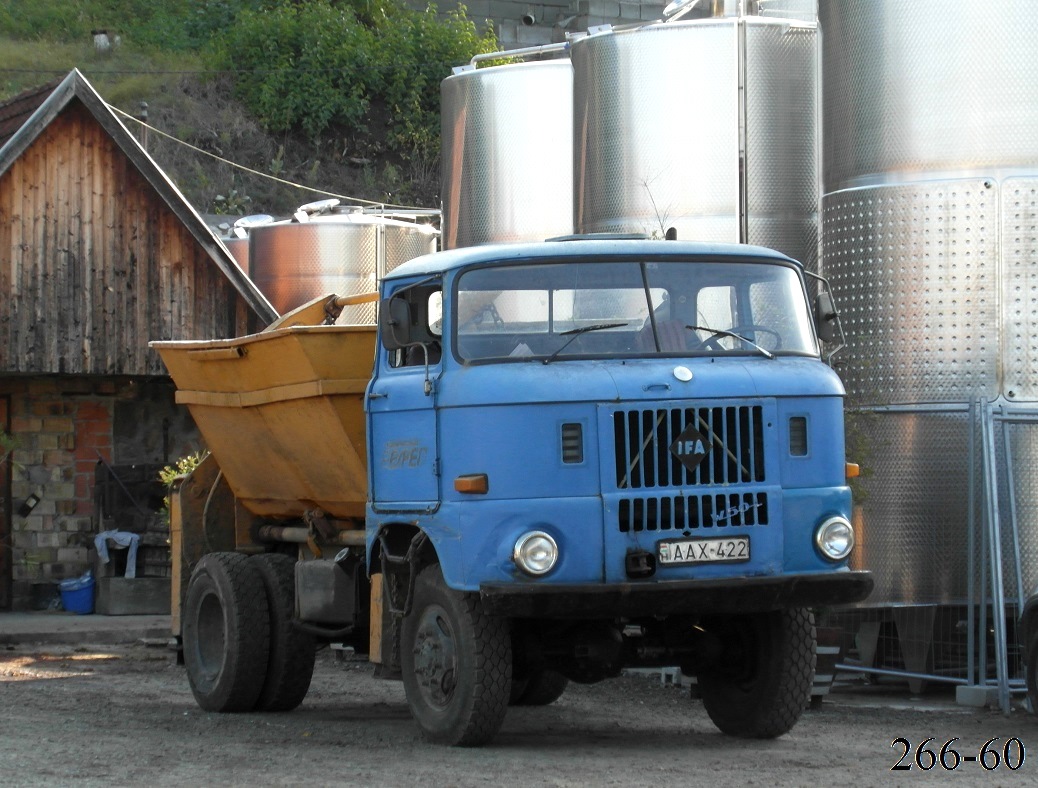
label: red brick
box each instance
[76,402,111,421]
[74,436,101,455]
[76,420,111,437]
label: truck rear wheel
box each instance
[698,607,815,739]
[183,552,270,712]
[252,554,315,712]
[511,670,569,706]
[401,564,511,746]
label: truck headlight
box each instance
[815,516,854,561]
[513,531,558,576]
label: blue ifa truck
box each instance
[155,237,873,747]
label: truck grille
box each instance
[618,491,769,533]
[613,405,766,489]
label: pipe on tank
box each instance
[468,41,570,68]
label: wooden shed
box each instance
[0,69,278,610]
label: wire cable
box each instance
[107,104,432,212]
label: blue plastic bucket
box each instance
[59,577,95,615]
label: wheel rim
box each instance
[411,603,458,708]
[708,618,760,688]
[195,589,227,681]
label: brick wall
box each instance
[6,379,114,607]
[2,376,199,609]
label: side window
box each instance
[386,285,443,368]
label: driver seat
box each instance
[636,319,688,352]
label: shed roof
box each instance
[0,68,277,324]
[0,78,61,150]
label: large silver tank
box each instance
[821,0,1038,604]
[572,17,818,268]
[440,59,573,249]
[249,214,438,323]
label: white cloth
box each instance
[94,530,140,578]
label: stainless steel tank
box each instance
[249,214,438,322]
[440,59,573,249]
[821,0,1038,605]
[572,16,818,268]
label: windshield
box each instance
[454,259,817,363]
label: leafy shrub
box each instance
[206,0,498,160]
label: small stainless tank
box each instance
[440,59,573,249]
[249,213,438,323]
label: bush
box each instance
[206,0,498,159]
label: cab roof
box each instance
[384,239,803,281]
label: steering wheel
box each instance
[692,324,781,352]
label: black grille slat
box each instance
[614,405,766,489]
[617,492,769,533]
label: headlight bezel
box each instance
[512,531,559,576]
[815,515,854,562]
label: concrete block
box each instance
[96,577,171,615]
[517,24,554,44]
[956,684,999,708]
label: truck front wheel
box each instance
[401,564,511,745]
[182,552,271,712]
[1026,624,1038,714]
[697,607,815,738]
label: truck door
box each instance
[367,284,441,511]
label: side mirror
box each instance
[379,297,413,351]
[815,291,838,344]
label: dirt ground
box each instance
[0,642,1035,787]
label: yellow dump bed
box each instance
[154,321,375,520]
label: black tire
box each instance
[182,552,271,712]
[511,670,568,707]
[698,607,815,739]
[1026,625,1038,714]
[401,564,511,746]
[252,554,316,712]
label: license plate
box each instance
[658,536,750,566]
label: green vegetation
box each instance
[158,450,209,521]
[0,0,500,211]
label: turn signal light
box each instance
[454,474,489,494]
[846,462,860,479]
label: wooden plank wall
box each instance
[0,101,254,375]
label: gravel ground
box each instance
[0,643,1035,786]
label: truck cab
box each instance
[365,238,872,742]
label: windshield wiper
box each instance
[543,322,629,364]
[686,325,774,360]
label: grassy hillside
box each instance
[0,0,497,215]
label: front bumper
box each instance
[480,570,873,619]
